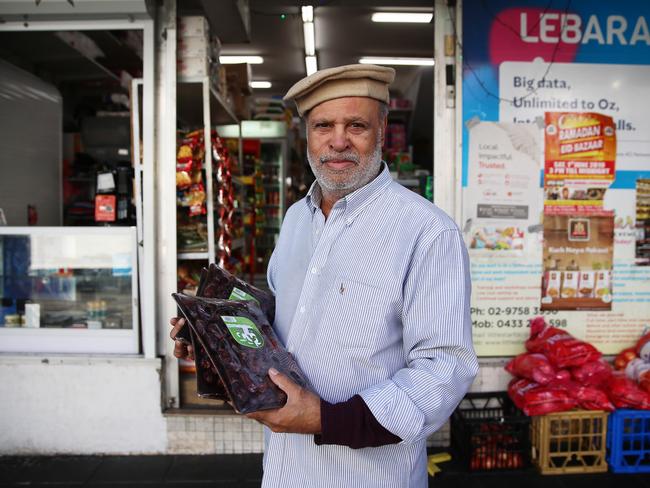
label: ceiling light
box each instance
[303,22,315,56]
[371,12,433,23]
[305,56,318,76]
[359,57,434,66]
[302,6,314,22]
[219,56,264,64]
[250,81,272,89]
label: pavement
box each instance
[1,453,649,487]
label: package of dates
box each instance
[198,263,275,323]
[172,293,307,414]
[175,264,275,343]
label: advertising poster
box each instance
[464,122,542,253]
[462,0,650,355]
[541,111,616,311]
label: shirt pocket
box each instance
[322,276,392,350]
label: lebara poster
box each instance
[462,0,650,355]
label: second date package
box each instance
[172,293,308,414]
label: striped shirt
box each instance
[263,163,478,487]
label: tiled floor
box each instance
[1,454,648,487]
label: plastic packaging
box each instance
[172,293,307,414]
[525,317,601,368]
[570,359,613,387]
[607,373,650,410]
[505,353,558,385]
[507,378,577,416]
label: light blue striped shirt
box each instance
[263,163,478,487]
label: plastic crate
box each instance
[531,409,608,474]
[607,409,650,473]
[451,392,531,471]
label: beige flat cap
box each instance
[284,64,395,116]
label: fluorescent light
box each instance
[302,6,313,22]
[303,22,315,56]
[219,55,264,64]
[359,57,434,66]
[305,56,318,76]
[371,12,433,23]
[250,81,272,89]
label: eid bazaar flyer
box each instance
[541,112,616,312]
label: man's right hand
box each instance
[169,317,194,360]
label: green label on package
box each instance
[221,316,264,349]
[229,287,260,305]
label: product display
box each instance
[172,293,307,414]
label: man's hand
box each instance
[169,317,194,361]
[247,368,321,434]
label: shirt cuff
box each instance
[313,395,402,449]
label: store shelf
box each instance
[177,77,238,127]
[232,237,245,250]
[177,251,209,260]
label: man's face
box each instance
[306,97,386,195]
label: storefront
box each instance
[2,0,647,466]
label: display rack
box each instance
[176,76,239,264]
[216,121,288,278]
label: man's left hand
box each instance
[246,368,321,434]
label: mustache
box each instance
[319,152,360,165]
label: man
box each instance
[171,64,478,487]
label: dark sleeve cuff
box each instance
[313,394,402,449]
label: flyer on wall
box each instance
[541,111,616,311]
[464,121,542,254]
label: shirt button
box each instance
[311,267,317,274]
[300,306,306,313]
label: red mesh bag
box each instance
[607,373,650,410]
[525,317,601,368]
[556,380,614,411]
[505,353,558,384]
[570,359,613,387]
[507,378,577,416]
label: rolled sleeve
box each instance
[359,229,479,444]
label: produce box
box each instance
[607,409,650,473]
[451,392,531,471]
[531,409,608,474]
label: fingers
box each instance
[173,340,186,358]
[187,344,194,361]
[169,317,185,340]
[267,368,296,394]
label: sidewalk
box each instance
[1,453,648,487]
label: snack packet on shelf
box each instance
[172,293,308,414]
[525,317,601,368]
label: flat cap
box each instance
[283,64,395,116]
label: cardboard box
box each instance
[178,36,209,59]
[178,16,209,39]
[177,56,210,78]
[225,63,252,96]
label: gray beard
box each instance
[307,141,383,200]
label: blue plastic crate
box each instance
[607,409,650,473]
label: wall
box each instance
[0,59,62,226]
[0,356,166,454]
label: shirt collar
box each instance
[304,162,392,223]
